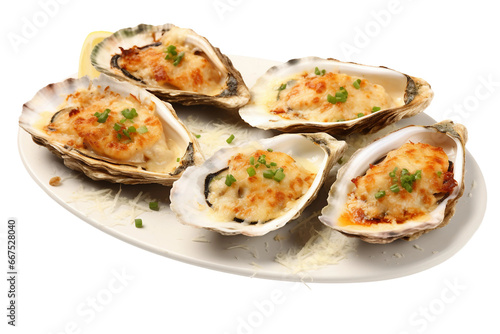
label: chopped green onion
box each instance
[375,190,386,199]
[173,51,185,66]
[390,184,400,193]
[402,183,413,193]
[314,67,326,76]
[247,167,256,177]
[270,162,277,166]
[226,134,235,144]
[149,201,159,211]
[225,174,237,186]
[414,170,422,180]
[94,109,111,123]
[134,218,143,228]
[127,126,137,133]
[267,148,273,152]
[165,45,178,57]
[357,113,364,118]
[194,133,201,138]
[437,171,442,177]
[353,79,361,89]
[249,156,255,165]
[137,126,148,134]
[113,123,122,131]
[372,106,381,112]
[389,167,398,178]
[121,108,138,120]
[327,87,348,104]
[273,168,285,182]
[263,169,275,179]
[257,155,267,165]
[176,157,180,162]
[120,118,127,124]
[276,83,287,100]
[254,164,260,169]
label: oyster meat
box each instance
[19,75,203,185]
[170,133,347,236]
[239,57,433,135]
[91,24,250,109]
[319,120,467,243]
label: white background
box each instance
[2,0,498,333]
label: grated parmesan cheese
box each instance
[275,210,357,273]
[68,184,160,226]
[182,115,269,158]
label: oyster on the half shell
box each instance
[239,57,433,135]
[170,133,347,237]
[19,75,203,185]
[319,120,467,243]
[91,23,250,110]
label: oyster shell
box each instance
[319,120,467,244]
[239,57,433,135]
[19,75,203,185]
[170,133,347,236]
[91,23,250,110]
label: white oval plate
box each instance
[18,56,486,283]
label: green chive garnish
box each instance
[225,174,237,186]
[314,67,326,76]
[121,108,138,119]
[372,106,381,112]
[94,109,111,123]
[267,148,273,152]
[258,155,267,165]
[247,167,256,177]
[113,123,122,131]
[173,51,185,66]
[276,83,287,100]
[249,156,255,165]
[273,168,285,182]
[437,171,442,177]
[149,201,159,211]
[353,79,361,89]
[389,167,398,178]
[263,170,275,179]
[137,126,148,134]
[357,113,364,118]
[327,87,348,104]
[226,134,235,144]
[135,219,143,228]
[375,190,386,199]
[390,184,400,193]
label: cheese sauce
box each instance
[44,85,180,173]
[261,71,396,122]
[340,142,457,226]
[115,27,225,95]
[207,149,317,223]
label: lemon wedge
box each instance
[78,31,112,78]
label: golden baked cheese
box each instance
[44,85,180,173]
[340,142,457,226]
[265,71,395,122]
[113,27,224,95]
[206,149,316,223]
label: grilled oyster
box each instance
[91,23,250,109]
[239,57,433,135]
[19,75,203,185]
[319,120,467,243]
[170,133,347,236]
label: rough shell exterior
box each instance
[170,133,347,237]
[19,75,203,186]
[91,23,250,110]
[319,120,467,243]
[239,57,433,136]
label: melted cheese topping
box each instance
[45,86,180,173]
[207,150,316,223]
[115,27,225,95]
[340,142,457,226]
[261,71,396,122]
